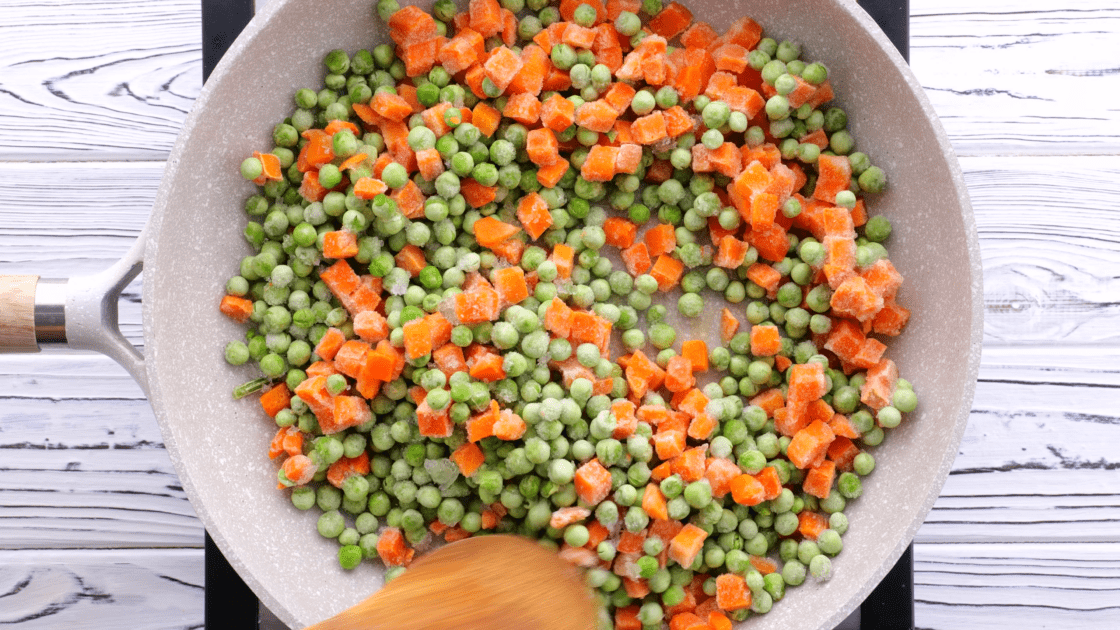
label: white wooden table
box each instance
[2,1,1119,628]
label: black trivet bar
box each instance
[199,1,913,628]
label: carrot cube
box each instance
[787,420,837,469]
[621,242,652,276]
[649,2,693,38]
[439,32,481,75]
[644,223,677,257]
[324,395,371,435]
[472,101,502,137]
[749,324,781,357]
[831,275,885,323]
[503,92,542,125]
[526,127,560,166]
[536,156,570,188]
[219,295,254,323]
[715,573,752,611]
[516,192,553,240]
[649,254,684,291]
[667,524,707,569]
[507,44,549,95]
[630,111,667,144]
[575,100,619,133]
[483,46,523,92]
[580,145,618,182]
[491,266,529,305]
[603,217,638,249]
[680,21,718,48]
[615,143,642,174]
[372,90,413,122]
[730,474,766,506]
[469,0,503,37]
[540,93,577,132]
[813,154,853,203]
[574,459,612,505]
[353,310,389,344]
[387,6,437,45]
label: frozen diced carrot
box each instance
[662,106,694,138]
[399,36,441,77]
[680,21,717,48]
[540,93,577,132]
[483,45,523,92]
[526,127,560,166]
[650,255,685,291]
[491,266,529,306]
[615,143,642,174]
[575,100,619,133]
[515,192,553,240]
[469,0,503,37]
[621,242,652,276]
[630,111,668,145]
[324,395,371,435]
[259,383,291,419]
[872,297,911,336]
[353,310,389,344]
[575,459,612,505]
[219,295,254,323]
[505,44,548,95]
[439,32,481,74]
[749,324,781,357]
[353,177,388,200]
[503,92,542,125]
[813,154,852,203]
[667,524,707,568]
[787,420,837,469]
[580,144,618,181]
[372,90,413,122]
[536,156,570,188]
[387,6,437,45]
[333,340,372,379]
[472,101,502,137]
[730,474,766,506]
[831,275,885,323]
[715,573,752,611]
[390,180,425,219]
[603,217,638,249]
[644,223,676,257]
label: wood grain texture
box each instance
[915,543,1120,629]
[965,156,1120,346]
[911,0,1120,155]
[0,1,201,161]
[0,549,202,629]
[0,275,39,352]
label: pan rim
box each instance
[144,0,982,627]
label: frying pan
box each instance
[0,0,981,627]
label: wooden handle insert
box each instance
[0,275,39,353]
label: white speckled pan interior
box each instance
[145,1,981,627]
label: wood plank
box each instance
[961,155,1120,346]
[0,549,203,629]
[914,542,1120,629]
[911,0,1120,155]
[915,345,1120,543]
[0,396,202,549]
[0,1,201,161]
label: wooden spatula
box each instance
[302,535,599,630]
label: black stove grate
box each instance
[199,1,914,627]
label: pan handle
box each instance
[0,226,149,392]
